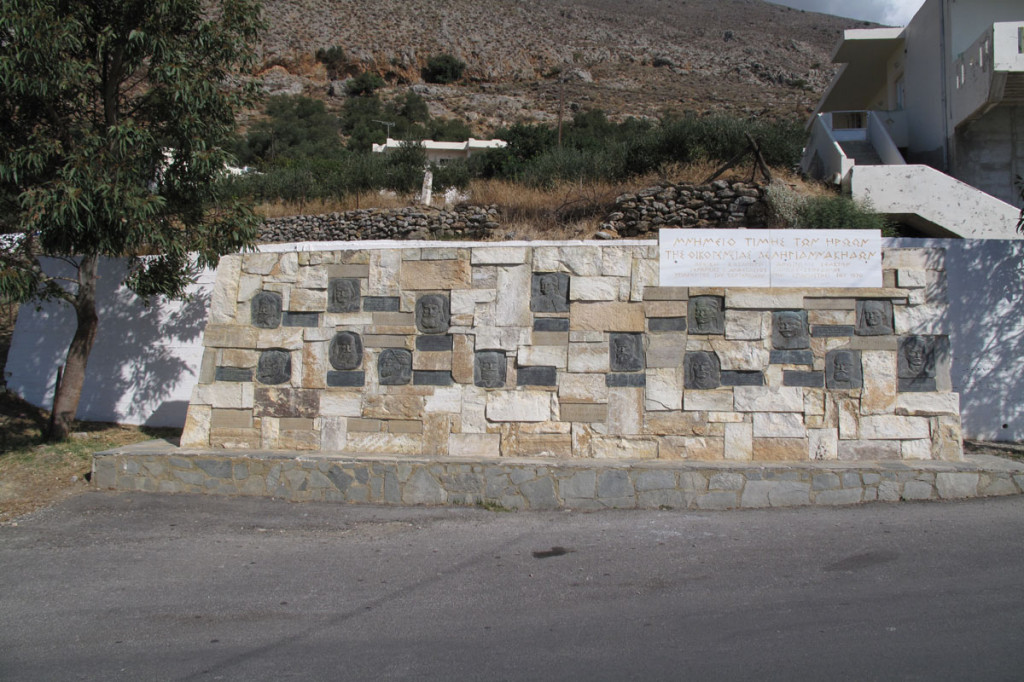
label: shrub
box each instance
[315,46,347,79]
[795,195,892,233]
[346,71,385,96]
[422,54,466,83]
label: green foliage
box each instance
[0,0,264,303]
[346,71,385,97]
[237,95,342,164]
[315,45,346,79]
[795,196,893,233]
[399,91,429,123]
[421,53,466,84]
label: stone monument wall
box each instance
[180,241,961,461]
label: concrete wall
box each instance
[953,104,1024,204]
[7,239,1023,443]
[903,0,948,168]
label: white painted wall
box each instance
[903,0,949,168]
[6,240,1024,441]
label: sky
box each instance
[767,0,926,26]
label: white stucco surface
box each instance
[5,239,1024,440]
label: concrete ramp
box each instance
[851,165,1021,239]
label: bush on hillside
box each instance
[422,54,466,84]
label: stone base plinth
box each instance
[94,441,1022,511]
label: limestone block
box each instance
[180,406,212,447]
[558,403,608,422]
[449,433,501,457]
[475,326,530,351]
[570,330,605,343]
[208,256,241,324]
[896,268,927,288]
[486,391,552,422]
[399,259,471,291]
[320,393,362,417]
[451,289,496,315]
[807,428,838,460]
[659,436,725,460]
[733,386,803,412]
[211,428,263,450]
[320,417,347,451]
[808,310,855,326]
[256,327,304,350]
[560,246,603,275]
[591,437,659,459]
[646,334,686,368]
[724,421,753,460]
[328,263,370,278]
[607,387,644,435]
[344,433,422,455]
[515,433,573,457]
[422,413,455,455]
[645,368,683,411]
[495,265,532,327]
[726,290,804,309]
[570,302,646,332]
[839,398,859,439]
[568,342,610,373]
[683,390,734,412]
[531,246,562,272]
[471,247,529,265]
[936,472,979,499]
[894,304,948,334]
[204,325,258,349]
[838,440,901,460]
[804,297,856,310]
[804,389,825,416]
[895,393,960,416]
[413,352,453,371]
[266,253,298,282]
[297,265,328,290]
[518,345,568,368]
[302,328,334,342]
[363,395,425,420]
[882,248,943,269]
[753,413,806,438]
[461,388,487,432]
[221,349,259,368]
[278,429,320,451]
[570,276,621,301]
[644,300,687,318]
[601,247,634,276]
[901,439,932,459]
[237,274,262,305]
[710,339,769,370]
[425,386,462,413]
[558,373,609,403]
[243,252,278,275]
[860,350,897,415]
[931,415,963,461]
[300,343,327,390]
[630,259,659,302]
[725,310,768,340]
[643,409,708,436]
[859,415,931,440]
[193,383,253,409]
[752,437,808,461]
[365,251,400,295]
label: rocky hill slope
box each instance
[254,0,872,131]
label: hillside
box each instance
[254,0,872,131]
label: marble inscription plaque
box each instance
[856,300,894,336]
[257,349,291,385]
[530,272,570,313]
[684,351,721,390]
[474,351,507,388]
[772,310,810,350]
[609,333,644,372]
[251,291,282,329]
[327,278,361,313]
[825,349,862,389]
[416,294,450,335]
[378,348,412,385]
[329,331,363,370]
[688,296,725,335]
[659,229,771,287]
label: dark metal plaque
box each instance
[251,291,282,329]
[684,351,721,390]
[415,294,450,335]
[327,278,361,313]
[772,310,810,350]
[825,349,862,389]
[609,333,645,372]
[257,349,291,385]
[329,331,363,370]
[474,351,507,388]
[855,300,894,336]
[688,296,725,335]
[530,273,570,313]
[377,348,412,385]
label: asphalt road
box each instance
[1,491,1022,681]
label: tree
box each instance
[238,95,343,164]
[346,71,385,97]
[421,53,466,84]
[0,0,264,440]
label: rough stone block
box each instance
[472,247,529,265]
[753,413,806,438]
[646,334,686,369]
[808,428,839,460]
[486,391,551,422]
[683,390,734,412]
[591,437,659,459]
[724,422,754,461]
[859,415,931,440]
[734,386,804,412]
[752,437,808,461]
[400,259,472,290]
[568,342,611,373]
[710,339,769,370]
[645,368,683,411]
[901,439,932,459]
[559,403,609,422]
[570,276,621,301]
[659,436,724,460]
[725,310,768,340]
[570,302,646,332]
[895,393,960,416]
[518,345,568,368]
[495,265,533,327]
[726,290,804,309]
[449,433,501,457]
[837,440,901,460]
[363,395,424,420]
[860,350,897,415]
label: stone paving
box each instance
[94,441,1023,511]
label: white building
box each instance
[801,0,1024,239]
[371,138,507,165]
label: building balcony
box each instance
[953,22,1024,128]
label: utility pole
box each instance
[373,120,396,140]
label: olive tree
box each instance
[0,0,264,440]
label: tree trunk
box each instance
[48,255,100,442]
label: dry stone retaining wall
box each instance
[180,241,961,462]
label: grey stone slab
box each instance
[403,469,447,505]
[721,371,764,386]
[416,294,450,335]
[638,489,688,509]
[327,467,355,493]
[534,317,570,332]
[414,371,454,386]
[811,325,854,337]
[363,296,400,312]
[902,480,934,500]
[812,473,841,491]
[215,367,252,382]
[416,334,453,351]
[856,299,894,336]
[559,471,597,499]
[649,317,687,332]
[770,350,814,365]
[327,371,365,387]
[634,470,677,492]
[195,460,232,479]
[814,488,863,505]
[283,312,319,327]
[825,349,862,389]
[696,491,739,510]
[935,473,979,499]
[606,373,646,387]
[709,472,744,491]
[330,332,363,370]
[768,481,811,507]
[841,472,862,488]
[531,272,570,313]
[598,470,634,499]
[521,477,559,509]
[518,366,557,386]
[898,377,937,392]
[741,481,773,508]
[784,370,824,387]
[257,350,291,385]
[251,291,282,329]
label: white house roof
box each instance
[814,27,906,113]
[371,138,508,154]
